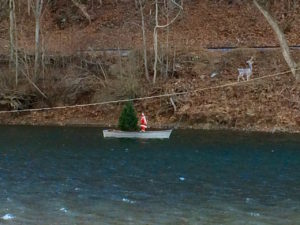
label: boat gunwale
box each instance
[103,129,173,139]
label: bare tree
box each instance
[13,0,18,86]
[138,0,150,82]
[153,0,182,84]
[33,0,44,81]
[9,0,19,86]
[164,0,170,79]
[9,0,14,65]
[253,0,299,81]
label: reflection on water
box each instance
[0,126,299,224]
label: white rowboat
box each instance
[103,129,172,139]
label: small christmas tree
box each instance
[118,102,138,131]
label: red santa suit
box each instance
[140,113,147,132]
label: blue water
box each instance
[0,126,299,224]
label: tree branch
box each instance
[71,0,91,24]
[253,0,299,81]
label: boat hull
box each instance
[103,129,172,139]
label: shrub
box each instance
[118,102,138,131]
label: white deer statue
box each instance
[237,57,254,82]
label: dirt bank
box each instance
[0,48,299,133]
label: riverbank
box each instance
[0,48,299,134]
[0,102,299,134]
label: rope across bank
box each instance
[0,68,298,114]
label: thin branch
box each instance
[71,0,91,24]
[170,97,177,112]
[20,69,48,99]
[156,0,183,28]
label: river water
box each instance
[0,126,299,225]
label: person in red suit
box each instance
[140,112,147,132]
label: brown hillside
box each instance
[1,0,300,54]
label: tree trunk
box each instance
[9,0,14,66]
[134,0,138,9]
[34,0,43,81]
[28,0,31,15]
[153,0,159,84]
[165,6,169,79]
[138,0,150,82]
[253,0,299,81]
[34,10,40,81]
[13,0,18,86]
[9,0,19,86]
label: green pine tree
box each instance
[118,102,138,131]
